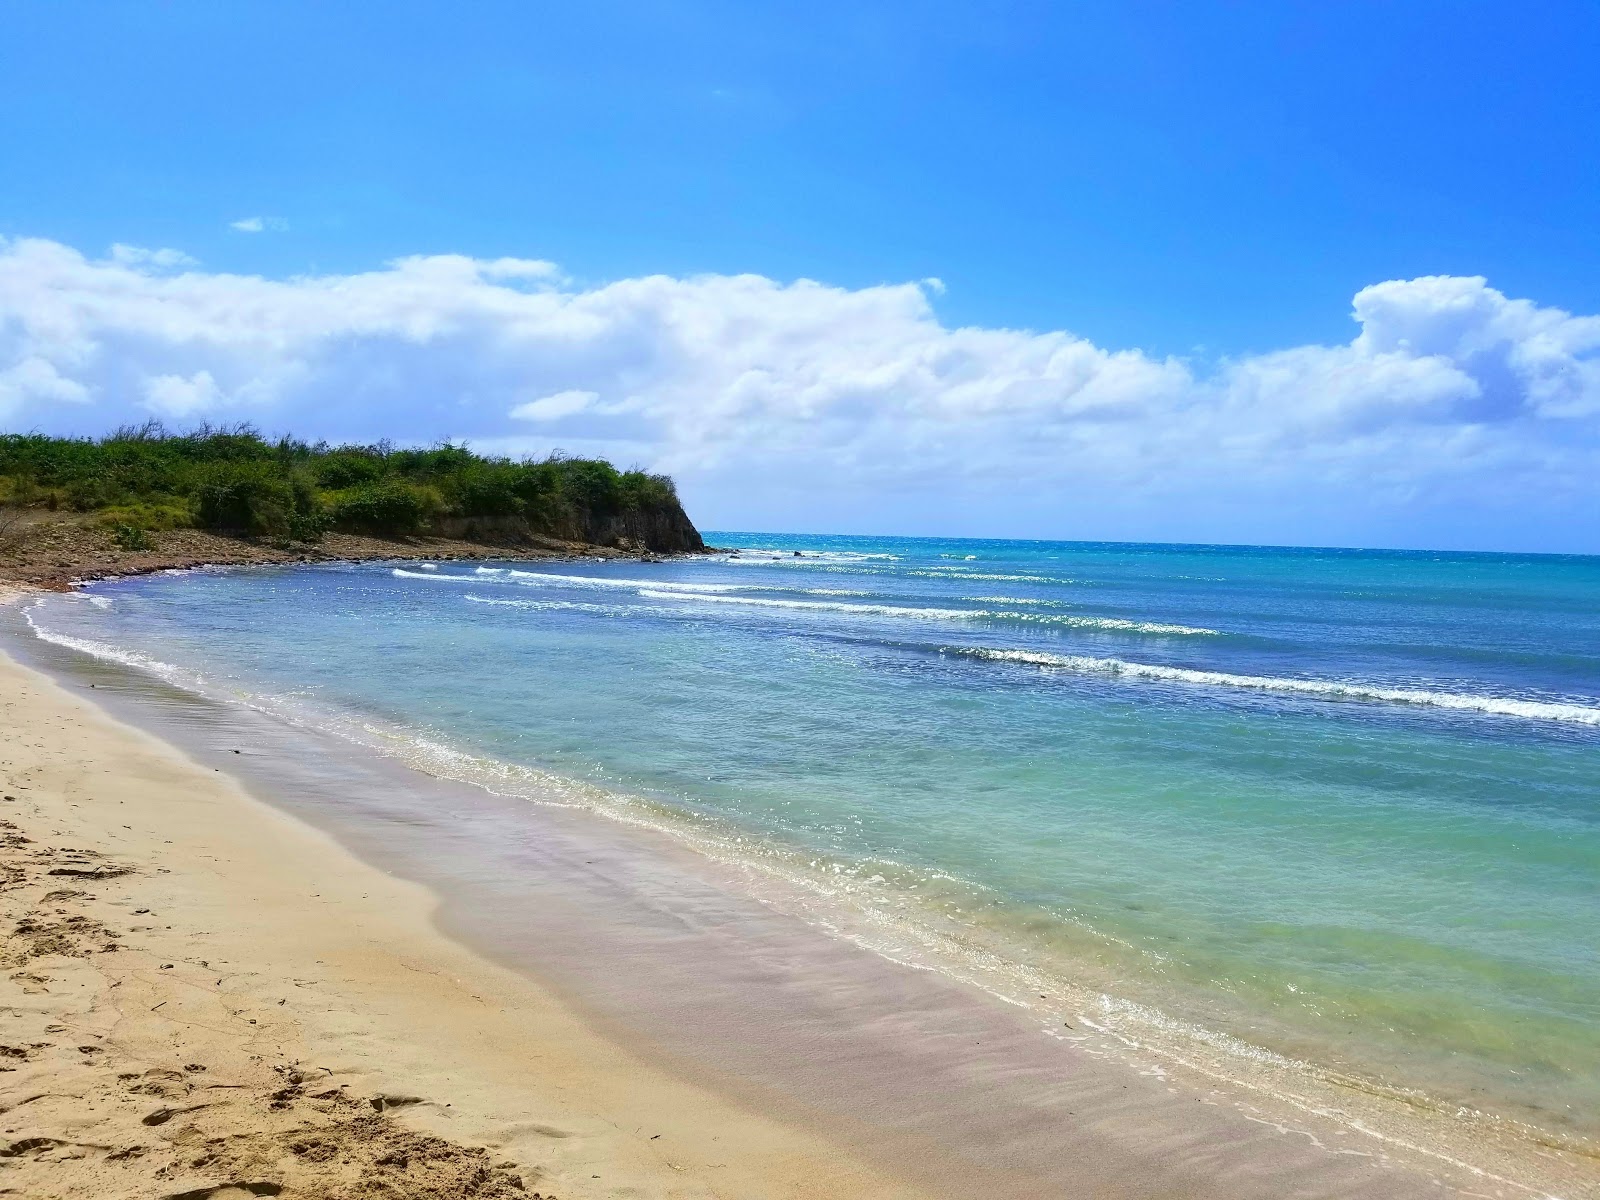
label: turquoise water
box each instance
[25,535,1600,1140]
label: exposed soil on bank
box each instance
[0,510,675,589]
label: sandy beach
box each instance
[0,600,921,1199]
[4,576,1594,1200]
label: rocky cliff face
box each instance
[586,497,707,553]
[433,495,706,554]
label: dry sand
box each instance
[0,604,924,1199]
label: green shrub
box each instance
[619,470,677,508]
[287,508,331,543]
[558,458,624,513]
[195,465,298,536]
[511,461,560,501]
[0,430,690,547]
[388,443,475,478]
[67,475,120,511]
[98,500,191,531]
[451,467,525,518]
[315,450,386,489]
[109,523,155,552]
[328,480,438,534]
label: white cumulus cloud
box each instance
[0,235,1596,548]
[143,369,224,418]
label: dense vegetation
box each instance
[0,424,698,549]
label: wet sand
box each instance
[0,623,919,1199]
[2,594,1588,1199]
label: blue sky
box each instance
[2,1,1598,551]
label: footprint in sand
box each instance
[163,1184,282,1200]
[141,1102,210,1126]
[367,1093,427,1113]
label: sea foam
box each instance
[638,590,1216,635]
[907,570,1079,584]
[951,647,1600,724]
[399,566,866,597]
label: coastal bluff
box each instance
[0,428,706,586]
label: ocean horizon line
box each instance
[703,528,1600,562]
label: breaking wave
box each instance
[951,647,1600,724]
[637,590,1215,635]
[398,566,868,598]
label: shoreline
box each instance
[6,579,1593,1196]
[0,511,710,591]
[0,606,925,1199]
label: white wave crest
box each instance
[716,551,900,567]
[723,549,899,561]
[907,570,1078,584]
[648,581,869,597]
[400,567,1196,631]
[502,568,647,588]
[952,648,1600,724]
[637,590,1214,634]
[464,595,632,617]
[401,567,711,592]
[394,568,476,581]
[402,566,866,598]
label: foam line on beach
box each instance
[951,646,1600,724]
[22,612,198,689]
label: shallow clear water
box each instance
[25,535,1600,1139]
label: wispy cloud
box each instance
[1,235,1596,547]
[229,216,288,234]
[510,390,598,421]
[109,244,197,269]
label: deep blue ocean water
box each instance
[24,534,1600,1137]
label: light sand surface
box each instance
[0,625,926,1199]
